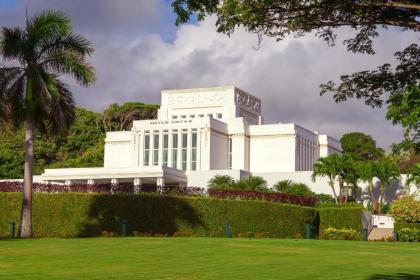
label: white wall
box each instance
[209,130,229,170]
[249,135,296,172]
[104,131,133,168]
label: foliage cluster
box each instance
[208,189,316,207]
[208,175,268,191]
[390,197,420,223]
[0,103,158,179]
[318,206,363,239]
[397,228,420,242]
[273,180,314,196]
[0,181,206,196]
[0,192,318,238]
[322,227,361,241]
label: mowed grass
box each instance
[0,238,419,280]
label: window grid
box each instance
[153,131,159,166]
[144,132,150,166]
[191,130,197,171]
[172,131,178,169]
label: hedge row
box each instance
[0,193,318,238]
[318,207,363,238]
[395,222,420,232]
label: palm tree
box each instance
[236,176,268,192]
[375,158,400,213]
[355,160,379,212]
[208,175,234,189]
[312,154,343,204]
[0,10,95,238]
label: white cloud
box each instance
[71,18,416,150]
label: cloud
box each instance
[0,2,416,150]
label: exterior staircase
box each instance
[368,228,394,241]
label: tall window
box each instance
[182,130,188,171]
[191,129,197,171]
[153,131,159,166]
[172,130,178,169]
[163,131,169,167]
[144,131,150,166]
[228,136,232,169]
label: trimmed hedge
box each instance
[0,193,318,238]
[318,206,363,239]
[395,222,420,231]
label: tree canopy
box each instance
[340,132,384,160]
[0,102,159,179]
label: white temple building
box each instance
[41,86,342,190]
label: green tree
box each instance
[312,154,343,204]
[340,132,384,161]
[355,160,380,212]
[208,174,235,189]
[386,85,420,153]
[0,10,95,237]
[103,102,159,131]
[406,163,420,187]
[375,158,400,213]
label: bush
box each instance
[314,194,335,204]
[273,180,314,197]
[208,189,317,206]
[0,192,318,238]
[397,228,420,242]
[0,181,205,196]
[318,206,363,239]
[322,227,361,240]
[390,197,420,223]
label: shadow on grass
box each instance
[79,194,205,237]
[367,273,420,280]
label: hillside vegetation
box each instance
[0,102,159,179]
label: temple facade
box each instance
[41,86,341,188]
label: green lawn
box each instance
[0,238,419,280]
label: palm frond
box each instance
[41,49,96,86]
[26,10,71,47]
[0,27,26,62]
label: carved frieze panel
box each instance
[166,91,226,106]
[235,89,261,113]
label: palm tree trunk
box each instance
[329,180,339,204]
[18,117,34,238]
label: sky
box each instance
[0,0,417,151]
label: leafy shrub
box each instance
[0,181,205,196]
[273,180,314,196]
[314,194,335,204]
[0,193,317,238]
[322,227,361,240]
[319,206,363,238]
[207,175,235,190]
[208,189,317,206]
[397,228,420,242]
[390,197,420,223]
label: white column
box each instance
[137,131,144,167]
[168,130,173,168]
[158,130,163,167]
[111,178,119,185]
[65,180,72,186]
[133,178,141,194]
[87,179,95,185]
[156,177,165,186]
[177,132,182,170]
[197,127,201,171]
[187,129,192,172]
